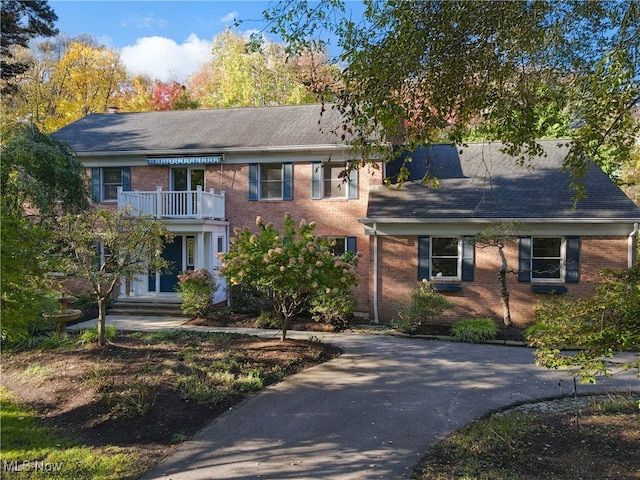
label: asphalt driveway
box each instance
[138,328,638,480]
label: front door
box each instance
[160,236,182,292]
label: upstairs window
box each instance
[248,163,293,200]
[91,167,131,202]
[311,162,357,199]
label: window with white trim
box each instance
[248,163,293,200]
[91,167,130,202]
[329,236,357,257]
[312,162,357,199]
[531,237,564,281]
[431,237,461,279]
[102,167,122,201]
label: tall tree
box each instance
[0,123,89,341]
[55,208,172,346]
[266,1,640,197]
[186,30,318,108]
[3,38,127,132]
[50,41,126,129]
[149,80,199,111]
[0,0,58,94]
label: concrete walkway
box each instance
[73,316,639,480]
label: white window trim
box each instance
[531,236,566,283]
[100,167,122,202]
[259,163,284,200]
[322,162,350,199]
[430,237,462,281]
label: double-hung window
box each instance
[248,163,293,200]
[311,162,358,199]
[518,236,580,283]
[418,236,475,281]
[91,167,131,202]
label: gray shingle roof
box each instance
[368,141,640,221]
[54,104,345,153]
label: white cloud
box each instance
[120,34,212,82]
[121,14,169,30]
[220,11,238,24]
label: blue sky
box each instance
[48,1,363,82]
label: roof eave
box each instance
[75,144,350,157]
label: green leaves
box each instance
[220,213,360,339]
[266,1,639,195]
[527,264,640,383]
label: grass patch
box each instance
[413,393,640,480]
[0,386,144,480]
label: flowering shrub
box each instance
[176,269,218,318]
[219,213,360,340]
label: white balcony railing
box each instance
[117,186,225,220]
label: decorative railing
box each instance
[117,186,225,220]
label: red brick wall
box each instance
[375,235,630,326]
[209,162,380,313]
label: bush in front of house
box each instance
[310,287,357,330]
[394,281,454,331]
[451,318,499,343]
[176,269,218,318]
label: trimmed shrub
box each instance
[451,318,498,343]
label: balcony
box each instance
[117,186,225,220]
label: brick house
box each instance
[54,104,640,325]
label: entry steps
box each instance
[108,296,189,317]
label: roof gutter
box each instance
[358,217,640,225]
[74,144,350,158]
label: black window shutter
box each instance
[418,236,430,281]
[462,237,475,281]
[346,236,356,253]
[282,163,293,200]
[248,164,258,200]
[518,236,532,282]
[311,162,321,199]
[121,166,131,191]
[91,167,100,202]
[565,236,580,283]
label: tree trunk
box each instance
[97,296,108,346]
[497,245,512,326]
[281,315,289,341]
[498,269,512,326]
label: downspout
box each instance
[373,223,379,324]
[226,222,231,307]
[629,222,639,268]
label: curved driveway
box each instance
[136,327,638,480]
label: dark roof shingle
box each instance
[368,141,640,221]
[54,104,345,153]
